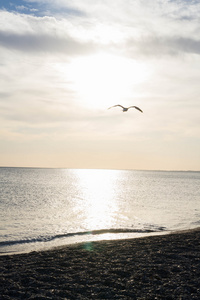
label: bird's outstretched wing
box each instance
[108,104,125,109]
[128,106,143,113]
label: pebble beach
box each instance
[1,228,200,299]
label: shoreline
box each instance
[0,226,197,257]
[1,227,200,299]
[0,226,192,257]
[0,228,172,257]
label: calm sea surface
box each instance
[0,167,200,254]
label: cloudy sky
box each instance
[0,0,200,170]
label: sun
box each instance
[63,53,149,109]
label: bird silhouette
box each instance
[108,105,143,113]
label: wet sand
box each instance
[1,228,200,299]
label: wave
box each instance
[0,226,167,248]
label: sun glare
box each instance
[65,53,149,109]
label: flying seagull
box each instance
[108,105,143,113]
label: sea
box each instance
[0,167,200,255]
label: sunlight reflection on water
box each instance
[73,169,121,230]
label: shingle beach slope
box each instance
[1,228,200,299]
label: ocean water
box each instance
[0,167,200,254]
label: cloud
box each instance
[172,37,200,54]
[0,11,96,55]
[126,36,200,58]
[0,30,96,54]
[1,0,200,58]
[0,0,83,17]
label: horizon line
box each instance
[0,166,199,172]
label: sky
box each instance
[0,0,200,171]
